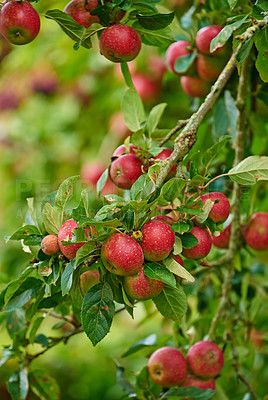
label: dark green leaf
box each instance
[144,262,176,287]
[137,11,175,30]
[29,316,44,344]
[255,27,268,82]
[7,369,29,400]
[174,50,197,74]
[202,136,232,173]
[133,23,174,47]
[153,285,187,321]
[6,309,26,337]
[122,334,157,357]
[236,37,254,63]
[29,370,60,400]
[161,178,186,202]
[162,387,215,399]
[178,232,199,249]
[115,363,136,395]
[61,260,76,295]
[4,286,41,312]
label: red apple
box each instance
[109,111,131,140]
[64,0,99,28]
[197,192,230,223]
[132,73,161,102]
[196,25,223,54]
[147,54,167,81]
[211,223,231,249]
[99,24,141,63]
[81,161,105,187]
[182,226,212,260]
[109,154,144,189]
[80,270,100,295]
[141,220,175,261]
[182,374,216,399]
[166,41,192,75]
[58,219,91,260]
[187,341,224,379]
[244,212,268,251]
[112,144,139,157]
[151,215,175,225]
[180,76,210,98]
[101,232,144,276]
[148,347,188,387]
[152,148,176,177]
[197,53,227,82]
[41,235,59,256]
[123,267,164,300]
[0,0,40,45]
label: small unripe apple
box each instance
[0,0,40,45]
[58,219,90,260]
[166,41,192,75]
[197,53,226,82]
[244,212,268,251]
[101,232,144,276]
[99,24,141,63]
[109,154,144,189]
[132,73,161,102]
[112,144,139,157]
[197,192,230,223]
[141,220,175,261]
[182,226,212,260]
[124,267,164,300]
[196,25,223,54]
[151,215,175,225]
[180,76,210,98]
[80,270,100,295]
[211,223,231,249]
[148,347,187,387]
[187,341,224,379]
[41,235,59,256]
[152,148,176,177]
[64,0,99,28]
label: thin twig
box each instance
[159,119,190,146]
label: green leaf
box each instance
[115,362,136,395]
[29,316,44,344]
[202,136,232,173]
[97,168,109,197]
[7,225,42,246]
[227,156,268,185]
[130,174,155,201]
[6,309,26,337]
[255,27,268,82]
[172,221,192,235]
[28,370,60,400]
[162,387,215,399]
[81,282,115,346]
[195,199,215,224]
[42,202,62,235]
[4,286,42,312]
[7,369,29,400]
[120,63,135,89]
[153,285,187,322]
[55,175,79,224]
[133,23,174,47]
[227,0,238,8]
[137,11,175,30]
[163,257,195,283]
[161,178,186,202]
[61,260,76,296]
[45,9,92,49]
[236,37,254,63]
[121,89,146,132]
[144,262,177,287]
[179,232,199,249]
[75,241,97,267]
[173,236,182,255]
[0,346,16,367]
[148,103,167,136]
[122,334,157,357]
[174,50,197,74]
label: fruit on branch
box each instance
[109,154,144,189]
[109,111,131,140]
[187,341,224,379]
[211,223,231,249]
[101,232,144,276]
[80,270,100,295]
[0,0,40,45]
[166,40,193,75]
[250,329,264,349]
[180,76,210,98]
[141,220,175,261]
[123,267,164,300]
[99,24,141,63]
[181,374,215,399]
[182,226,212,260]
[81,161,105,187]
[41,235,59,256]
[196,25,223,55]
[132,73,161,102]
[58,219,91,260]
[196,53,227,82]
[147,54,167,81]
[112,144,139,157]
[243,212,268,251]
[64,0,99,28]
[151,215,175,225]
[151,147,176,178]
[197,192,230,223]
[148,346,187,387]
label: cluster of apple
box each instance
[148,341,224,395]
[166,25,230,98]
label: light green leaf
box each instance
[153,285,187,322]
[228,156,268,185]
[121,89,146,132]
[163,257,195,283]
[61,260,76,295]
[148,103,167,136]
[42,203,62,235]
[55,175,79,224]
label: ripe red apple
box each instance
[152,148,176,177]
[250,329,264,349]
[80,161,105,187]
[197,192,230,223]
[196,25,223,54]
[58,219,91,260]
[148,347,187,387]
[101,232,144,276]
[182,374,216,399]
[41,235,59,256]
[211,223,231,249]
[112,144,139,157]
[244,212,268,251]
[141,220,175,261]
[147,54,167,81]
[166,41,192,75]
[64,0,99,28]
[124,267,164,300]
[197,53,226,82]
[182,226,212,260]
[0,0,40,45]
[109,154,144,190]
[109,112,131,140]
[187,341,224,379]
[180,76,210,98]
[151,215,175,225]
[99,24,141,63]
[80,270,100,295]
[132,73,161,102]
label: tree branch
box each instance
[159,119,190,147]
